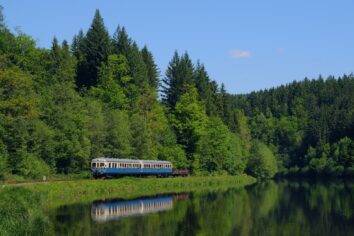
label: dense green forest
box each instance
[0,7,353,180]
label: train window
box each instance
[100,163,105,168]
[92,162,96,168]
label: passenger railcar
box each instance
[91,157,173,178]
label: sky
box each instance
[1,0,354,94]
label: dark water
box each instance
[1,180,354,235]
[47,179,354,236]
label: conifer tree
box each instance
[141,45,159,88]
[112,27,148,92]
[162,51,195,109]
[76,9,110,88]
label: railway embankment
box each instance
[3,175,256,206]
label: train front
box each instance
[91,158,106,178]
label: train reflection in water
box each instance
[91,193,189,222]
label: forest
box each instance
[0,7,353,180]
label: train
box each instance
[91,157,189,178]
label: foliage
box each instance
[247,141,278,179]
[1,5,353,179]
[0,188,53,235]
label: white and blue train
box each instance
[91,157,173,178]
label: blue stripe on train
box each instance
[92,168,172,175]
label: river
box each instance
[47,179,354,236]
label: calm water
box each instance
[47,179,354,236]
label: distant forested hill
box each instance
[229,77,354,176]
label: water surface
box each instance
[2,179,354,235]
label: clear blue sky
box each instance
[2,0,354,94]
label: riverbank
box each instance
[3,175,256,206]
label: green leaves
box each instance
[170,86,207,157]
[247,141,278,179]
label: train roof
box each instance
[91,157,172,164]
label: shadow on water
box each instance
[1,179,354,235]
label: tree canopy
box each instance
[0,6,353,179]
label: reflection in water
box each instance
[91,196,173,222]
[45,180,354,236]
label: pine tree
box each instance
[71,29,85,60]
[75,9,110,88]
[194,62,218,116]
[112,27,148,92]
[162,51,195,109]
[112,26,132,56]
[141,45,159,88]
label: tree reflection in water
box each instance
[50,180,354,236]
[2,180,354,236]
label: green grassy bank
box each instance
[4,175,256,206]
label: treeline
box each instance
[0,8,275,180]
[0,7,352,180]
[231,76,354,176]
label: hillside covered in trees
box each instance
[0,7,353,180]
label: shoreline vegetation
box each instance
[2,175,256,206]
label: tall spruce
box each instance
[141,45,159,88]
[75,9,110,88]
[162,51,195,109]
[112,27,148,91]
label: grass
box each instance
[0,172,91,184]
[4,175,256,207]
